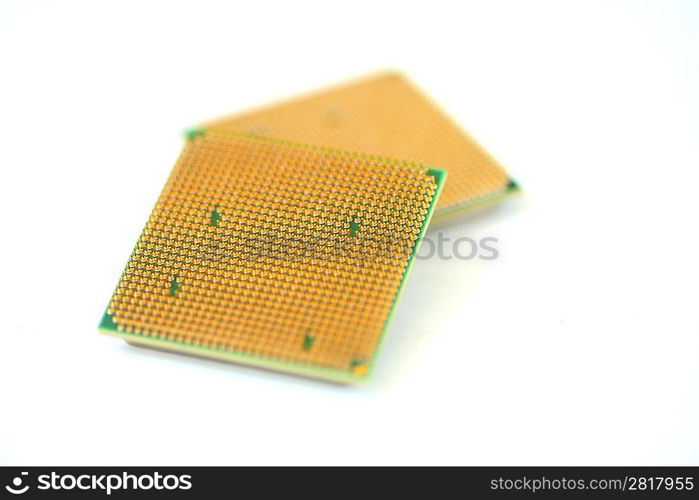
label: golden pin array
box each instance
[108,132,437,372]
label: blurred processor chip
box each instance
[204,72,517,218]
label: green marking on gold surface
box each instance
[349,219,360,237]
[185,128,206,141]
[302,333,314,351]
[169,276,180,297]
[210,206,221,227]
[100,312,118,331]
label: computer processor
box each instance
[204,72,517,218]
[99,131,445,382]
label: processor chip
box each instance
[204,72,517,217]
[99,131,445,382]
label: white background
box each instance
[1,0,697,465]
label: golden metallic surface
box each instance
[106,131,441,378]
[205,72,510,216]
